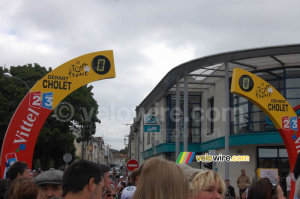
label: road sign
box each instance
[63,153,72,163]
[127,159,139,171]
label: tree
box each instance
[119,146,128,154]
[0,64,101,170]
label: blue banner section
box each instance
[144,125,160,132]
[42,92,53,109]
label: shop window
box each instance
[166,94,201,143]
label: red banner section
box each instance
[2,93,52,177]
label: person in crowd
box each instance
[8,177,38,199]
[116,176,125,193]
[244,182,251,198]
[112,167,117,184]
[34,168,63,199]
[62,159,104,199]
[35,168,43,177]
[104,189,117,199]
[121,185,135,199]
[294,153,300,183]
[286,172,292,199]
[237,169,250,197]
[296,177,300,199]
[131,164,143,186]
[132,158,189,199]
[28,170,34,178]
[4,161,31,199]
[99,164,113,196]
[190,170,226,199]
[118,182,127,198]
[177,163,203,182]
[0,178,10,199]
[225,179,235,198]
[252,169,259,185]
[295,152,300,199]
[247,178,286,199]
[126,176,133,186]
[121,165,144,199]
[240,191,246,199]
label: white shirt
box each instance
[121,186,136,199]
[286,175,291,191]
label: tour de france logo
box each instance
[91,55,111,75]
[256,82,273,99]
[239,75,254,92]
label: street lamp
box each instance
[4,72,30,91]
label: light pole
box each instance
[4,72,30,91]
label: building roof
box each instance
[136,44,300,115]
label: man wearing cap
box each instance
[34,168,63,199]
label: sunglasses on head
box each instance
[106,193,116,197]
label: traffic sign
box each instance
[63,153,72,163]
[127,159,139,171]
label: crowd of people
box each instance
[0,155,299,199]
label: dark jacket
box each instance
[226,185,236,197]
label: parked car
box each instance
[110,163,117,168]
[118,163,124,170]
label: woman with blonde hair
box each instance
[132,157,189,199]
[189,170,226,199]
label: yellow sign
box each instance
[231,68,296,130]
[31,51,115,108]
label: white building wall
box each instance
[138,114,144,163]
[100,148,105,163]
[201,78,226,143]
[74,140,82,158]
[136,96,166,164]
[92,141,98,163]
[213,146,256,195]
[153,98,166,146]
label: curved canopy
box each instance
[137,44,300,113]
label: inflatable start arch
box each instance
[1,50,115,178]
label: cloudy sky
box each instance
[1,0,300,150]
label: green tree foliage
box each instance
[48,159,55,168]
[0,64,101,170]
[119,146,128,155]
[34,159,41,169]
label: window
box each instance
[257,147,289,179]
[147,130,150,145]
[166,94,201,143]
[207,97,214,134]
